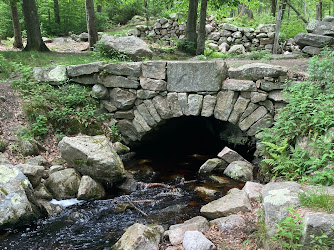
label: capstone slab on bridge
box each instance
[33,61,288,144]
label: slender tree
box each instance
[85,0,98,49]
[10,0,23,48]
[53,0,60,25]
[196,0,207,55]
[22,0,49,51]
[185,0,199,54]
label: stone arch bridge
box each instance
[34,60,289,144]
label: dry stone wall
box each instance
[33,61,289,144]
[131,15,297,53]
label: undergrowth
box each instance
[259,48,334,185]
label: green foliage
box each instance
[0,140,8,152]
[176,39,197,55]
[0,54,16,79]
[272,206,304,249]
[259,49,334,184]
[308,233,334,249]
[108,124,122,142]
[299,190,334,213]
[248,50,271,60]
[308,48,334,84]
[106,0,144,25]
[280,18,306,41]
[93,41,131,61]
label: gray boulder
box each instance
[217,147,246,163]
[209,214,246,230]
[24,155,48,166]
[113,223,163,250]
[242,181,263,200]
[92,84,108,99]
[167,61,227,92]
[45,168,81,200]
[261,181,301,236]
[302,212,334,245]
[79,32,89,41]
[58,135,126,185]
[294,33,334,48]
[228,44,246,54]
[228,63,288,80]
[100,35,153,60]
[200,188,251,220]
[34,184,53,200]
[33,65,67,85]
[20,140,38,156]
[302,46,321,55]
[198,158,227,174]
[112,142,130,155]
[16,164,45,188]
[110,88,137,110]
[307,20,334,37]
[0,165,41,229]
[165,216,209,246]
[0,153,10,164]
[223,161,254,182]
[67,62,103,78]
[183,231,216,250]
[323,16,334,22]
[77,175,106,200]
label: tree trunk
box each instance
[196,0,207,55]
[238,3,253,19]
[286,1,308,23]
[185,0,198,54]
[273,5,283,54]
[10,1,23,49]
[144,0,149,26]
[271,0,277,17]
[85,0,98,50]
[53,0,60,25]
[22,0,49,52]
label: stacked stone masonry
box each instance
[131,15,297,53]
[33,61,289,144]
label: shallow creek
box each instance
[0,153,243,249]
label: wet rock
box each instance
[224,161,254,182]
[167,61,227,92]
[198,158,227,174]
[100,35,153,60]
[16,164,45,188]
[195,186,218,197]
[200,188,251,220]
[113,223,163,250]
[33,65,67,85]
[242,181,263,200]
[112,142,130,155]
[34,184,53,200]
[0,165,41,229]
[217,147,246,163]
[59,135,126,185]
[77,175,106,200]
[164,216,209,245]
[67,62,103,77]
[209,175,230,184]
[110,88,137,110]
[183,231,216,250]
[117,173,138,194]
[209,214,246,230]
[261,181,301,236]
[45,168,81,200]
[302,212,334,245]
[228,63,287,80]
[37,199,62,216]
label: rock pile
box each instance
[295,16,334,55]
[132,14,297,53]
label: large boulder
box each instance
[228,63,287,80]
[306,20,334,37]
[113,223,163,250]
[33,65,67,85]
[164,216,209,246]
[183,231,216,250]
[16,164,45,188]
[100,35,153,60]
[58,135,126,186]
[167,61,227,92]
[294,33,334,48]
[223,161,254,182]
[261,181,301,236]
[77,175,106,200]
[45,168,81,200]
[0,165,41,229]
[200,188,251,220]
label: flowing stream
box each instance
[0,153,243,250]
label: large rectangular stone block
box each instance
[167,61,227,92]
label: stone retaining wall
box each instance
[33,61,289,144]
[131,15,297,53]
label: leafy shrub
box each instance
[0,54,17,79]
[259,50,334,184]
[299,190,334,213]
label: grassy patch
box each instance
[299,190,334,213]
